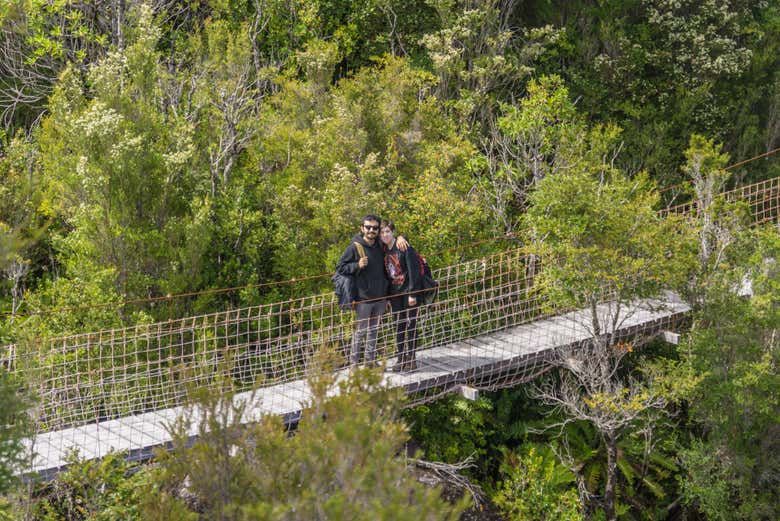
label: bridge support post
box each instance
[662,331,680,345]
[460,385,479,401]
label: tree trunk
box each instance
[114,0,125,50]
[590,299,601,337]
[250,0,265,81]
[604,431,618,521]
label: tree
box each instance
[0,270,32,515]
[518,0,777,186]
[0,136,35,512]
[0,136,34,317]
[420,0,559,132]
[492,444,583,521]
[524,164,694,520]
[679,134,753,310]
[479,74,596,232]
[403,393,495,469]
[0,367,31,509]
[525,159,693,344]
[0,134,45,344]
[0,0,118,130]
[33,5,208,317]
[22,452,161,521]
[145,358,469,519]
[670,227,779,520]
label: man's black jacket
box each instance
[336,234,389,301]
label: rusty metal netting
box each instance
[8,248,538,433]
[659,176,780,224]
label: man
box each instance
[336,215,407,366]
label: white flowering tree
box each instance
[33,7,207,323]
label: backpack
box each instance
[333,242,366,311]
[416,253,439,305]
[417,254,432,278]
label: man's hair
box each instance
[380,220,395,231]
[362,214,381,225]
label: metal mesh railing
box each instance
[6,249,540,433]
[659,176,780,224]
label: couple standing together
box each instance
[336,215,422,372]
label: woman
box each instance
[380,220,422,372]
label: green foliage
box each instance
[492,444,583,521]
[678,134,756,310]
[673,228,780,520]
[2,6,213,335]
[561,419,681,519]
[529,0,777,183]
[677,440,738,521]
[0,134,44,329]
[0,369,31,499]
[0,134,40,261]
[481,74,604,229]
[399,138,494,266]
[421,0,559,130]
[28,452,160,521]
[12,268,126,341]
[497,75,579,160]
[525,158,694,318]
[261,54,495,281]
[147,358,468,519]
[0,0,113,129]
[644,0,756,84]
[404,394,494,468]
[0,1,778,516]
[37,7,202,299]
[5,0,109,64]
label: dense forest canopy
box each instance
[1,0,777,339]
[0,1,778,520]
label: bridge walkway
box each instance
[27,294,689,476]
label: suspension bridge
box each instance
[4,176,779,477]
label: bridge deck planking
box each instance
[25,295,690,476]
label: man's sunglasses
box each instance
[362,224,379,231]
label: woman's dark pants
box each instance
[390,295,419,367]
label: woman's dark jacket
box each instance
[336,234,389,301]
[383,240,422,296]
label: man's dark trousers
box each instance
[351,300,386,365]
